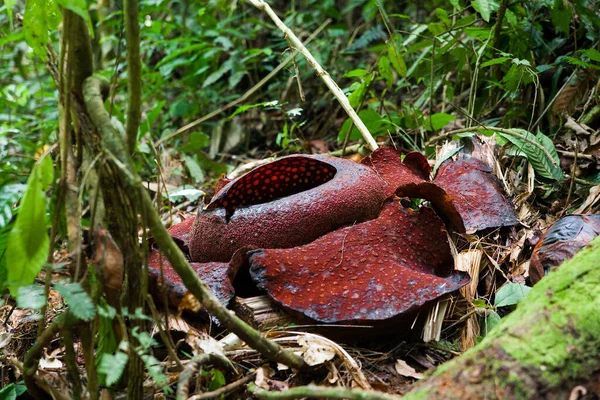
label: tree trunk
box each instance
[405,237,600,399]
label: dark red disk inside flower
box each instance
[530,214,600,284]
[207,155,337,220]
[362,147,518,233]
[248,197,470,324]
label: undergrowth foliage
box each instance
[0,0,599,397]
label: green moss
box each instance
[406,237,600,398]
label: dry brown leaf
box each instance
[394,359,424,379]
[574,185,600,214]
[177,292,202,315]
[93,227,123,307]
[297,335,336,366]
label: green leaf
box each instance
[0,382,27,400]
[6,159,51,296]
[208,369,226,391]
[16,284,47,310]
[347,74,373,108]
[426,113,456,131]
[378,56,393,87]
[496,129,563,180]
[179,132,210,152]
[551,0,573,35]
[482,310,501,336]
[56,0,94,38]
[582,49,600,62]
[0,184,26,229]
[481,57,510,68]
[96,301,118,376]
[448,0,462,9]
[472,0,491,22]
[23,0,61,61]
[141,354,168,387]
[182,155,205,184]
[202,59,234,89]
[435,8,450,25]
[229,101,277,119]
[388,44,407,78]
[337,108,387,143]
[495,282,531,307]
[99,349,129,387]
[343,69,368,78]
[433,146,462,175]
[55,282,96,321]
[39,155,54,189]
[4,0,17,27]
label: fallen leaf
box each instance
[394,359,424,379]
[298,335,336,366]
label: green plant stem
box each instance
[250,384,402,400]
[491,0,509,80]
[83,75,308,372]
[80,326,99,400]
[188,372,256,400]
[123,0,145,397]
[580,104,600,126]
[425,126,557,167]
[124,0,142,153]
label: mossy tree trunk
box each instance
[405,236,600,399]
[57,9,147,400]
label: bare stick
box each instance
[188,373,256,400]
[245,0,379,150]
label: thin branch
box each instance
[245,0,379,150]
[188,372,256,400]
[124,0,142,152]
[250,384,402,400]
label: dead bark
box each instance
[405,237,600,399]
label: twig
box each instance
[245,0,378,150]
[188,372,256,400]
[155,19,331,147]
[176,354,239,400]
[426,126,557,167]
[558,150,595,160]
[329,143,364,157]
[250,384,402,400]
[146,294,183,370]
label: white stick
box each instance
[246,0,379,150]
